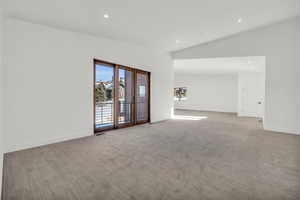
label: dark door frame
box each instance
[93,60,115,132]
[115,65,135,129]
[93,59,151,134]
[135,69,151,124]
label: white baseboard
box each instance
[5,132,92,153]
[175,108,237,114]
[264,126,300,135]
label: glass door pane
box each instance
[95,63,114,130]
[94,59,151,134]
[136,72,149,123]
[118,68,134,126]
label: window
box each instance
[94,59,150,133]
[174,87,187,101]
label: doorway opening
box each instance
[94,59,150,133]
[173,56,266,124]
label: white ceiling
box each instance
[174,57,266,75]
[3,0,300,52]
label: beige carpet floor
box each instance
[2,110,300,200]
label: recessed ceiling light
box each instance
[104,14,109,19]
[237,18,243,23]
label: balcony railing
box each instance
[95,102,132,128]
[119,102,132,124]
[95,102,113,128]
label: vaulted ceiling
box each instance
[3,0,300,52]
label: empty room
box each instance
[0,0,300,199]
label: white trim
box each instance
[5,132,92,153]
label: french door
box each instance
[94,59,150,133]
[116,66,134,128]
[135,70,150,124]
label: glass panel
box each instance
[95,64,114,129]
[118,69,133,124]
[136,72,149,122]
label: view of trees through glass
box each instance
[94,61,150,130]
[95,64,114,128]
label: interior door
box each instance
[116,66,134,127]
[135,71,150,123]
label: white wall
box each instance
[172,16,300,135]
[3,18,174,152]
[175,74,238,113]
[0,5,4,198]
[238,72,265,118]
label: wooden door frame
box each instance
[93,59,151,134]
[134,69,151,124]
[115,65,135,129]
[93,60,116,132]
